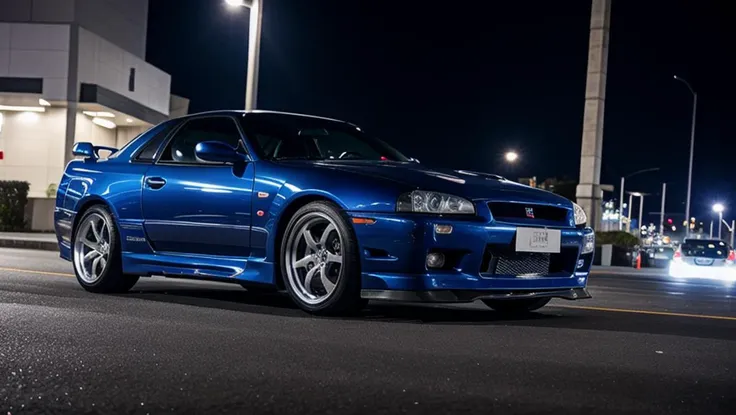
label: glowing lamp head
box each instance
[713,203,725,213]
[504,151,518,163]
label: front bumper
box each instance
[350,212,594,303]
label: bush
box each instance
[595,231,639,248]
[0,181,30,231]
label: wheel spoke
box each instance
[91,256,102,278]
[303,229,319,251]
[83,250,100,261]
[320,224,335,246]
[303,266,319,294]
[99,257,107,271]
[90,219,102,243]
[293,255,312,269]
[326,252,342,265]
[319,265,335,293]
[81,237,99,251]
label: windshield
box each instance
[680,240,730,258]
[240,113,408,162]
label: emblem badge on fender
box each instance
[525,207,535,219]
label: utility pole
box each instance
[660,183,666,235]
[576,0,612,230]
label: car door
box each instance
[141,115,255,257]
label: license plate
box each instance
[515,227,561,253]
[694,258,714,266]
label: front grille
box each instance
[495,252,550,276]
[482,245,579,276]
[488,202,569,223]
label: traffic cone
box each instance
[636,253,641,269]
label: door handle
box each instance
[145,177,167,189]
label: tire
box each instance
[72,205,139,293]
[280,201,363,315]
[482,297,551,313]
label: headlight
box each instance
[573,203,587,226]
[397,191,475,215]
[582,232,595,254]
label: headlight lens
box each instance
[573,203,587,226]
[397,191,475,215]
[582,232,595,254]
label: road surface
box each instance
[1,248,734,414]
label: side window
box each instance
[158,117,243,164]
[135,121,179,161]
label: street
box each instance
[1,247,734,414]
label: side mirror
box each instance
[72,142,95,158]
[195,141,245,163]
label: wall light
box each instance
[0,105,45,112]
[18,111,40,123]
[125,118,133,123]
[83,111,115,118]
[92,117,116,129]
[38,98,51,106]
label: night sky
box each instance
[146,0,735,224]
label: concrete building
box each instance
[0,0,187,208]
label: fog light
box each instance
[434,224,453,234]
[426,252,445,268]
[582,233,595,254]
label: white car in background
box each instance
[669,239,735,283]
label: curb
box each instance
[0,239,59,251]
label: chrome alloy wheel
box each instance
[73,213,112,284]
[284,212,343,305]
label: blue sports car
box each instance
[55,110,594,314]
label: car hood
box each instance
[310,161,572,206]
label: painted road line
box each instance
[553,304,736,322]
[0,267,74,278]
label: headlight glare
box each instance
[397,191,475,215]
[573,203,587,226]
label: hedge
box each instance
[0,181,30,231]
[595,231,639,248]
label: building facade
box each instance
[0,0,187,200]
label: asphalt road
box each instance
[1,248,734,414]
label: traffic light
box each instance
[667,218,673,224]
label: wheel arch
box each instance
[71,196,117,240]
[270,193,348,289]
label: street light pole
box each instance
[619,177,624,230]
[638,194,644,238]
[713,203,725,240]
[226,0,263,110]
[619,167,659,231]
[660,183,666,235]
[627,193,633,233]
[674,75,697,236]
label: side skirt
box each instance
[121,251,277,286]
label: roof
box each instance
[172,109,356,127]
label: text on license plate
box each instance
[515,227,562,253]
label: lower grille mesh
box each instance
[492,252,550,276]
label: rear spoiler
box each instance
[72,142,118,160]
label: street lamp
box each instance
[619,167,659,230]
[504,151,519,163]
[713,203,725,239]
[674,75,697,236]
[226,0,263,110]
